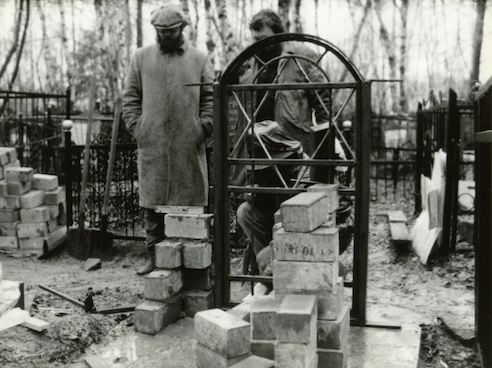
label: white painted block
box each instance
[32,174,59,191]
[20,206,50,223]
[280,192,328,232]
[20,190,45,209]
[164,213,213,240]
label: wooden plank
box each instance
[387,211,407,223]
[389,222,411,247]
[154,205,205,214]
[22,316,49,332]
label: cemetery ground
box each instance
[0,200,480,368]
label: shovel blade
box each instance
[89,230,113,261]
[67,226,96,260]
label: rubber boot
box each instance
[137,247,156,276]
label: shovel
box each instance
[67,77,97,260]
[88,97,122,261]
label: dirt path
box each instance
[0,200,480,368]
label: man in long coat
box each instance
[123,4,214,275]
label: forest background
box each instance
[0,0,490,116]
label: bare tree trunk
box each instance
[397,0,409,112]
[313,0,319,35]
[215,0,237,66]
[293,0,303,33]
[59,0,71,88]
[278,0,291,32]
[8,0,30,90]
[125,0,132,61]
[471,0,486,82]
[0,0,24,81]
[340,0,371,82]
[374,0,399,113]
[180,0,197,45]
[190,0,200,45]
[204,0,217,67]
[137,0,143,48]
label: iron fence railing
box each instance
[0,90,70,181]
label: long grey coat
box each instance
[123,38,214,209]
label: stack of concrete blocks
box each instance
[195,308,275,368]
[273,184,350,368]
[134,209,215,335]
[0,148,67,256]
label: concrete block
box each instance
[32,174,59,191]
[273,260,338,292]
[276,277,344,321]
[0,221,18,236]
[5,167,33,183]
[43,226,67,254]
[317,305,350,349]
[47,205,59,219]
[16,222,49,239]
[20,206,50,223]
[183,241,212,269]
[0,181,7,196]
[0,209,20,222]
[274,209,282,224]
[228,302,251,322]
[4,195,20,209]
[317,347,347,368]
[277,294,317,344]
[183,267,212,291]
[307,183,339,214]
[184,289,214,317]
[195,308,251,358]
[44,187,64,205]
[2,159,20,175]
[195,343,250,368]
[0,148,11,166]
[155,239,183,269]
[0,236,18,249]
[0,148,18,165]
[46,217,58,233]
[20,190,45,209]
[251,295,277,340]
[7,181,32,196]
[273,225,339,262]
[164,213,213,240]
[19,237,44,251]
[229,354,275,368]
[275,340,317,368]
[280,192,328,233]
[134,296,183,335]
[251,339,275,360]
[144,269,183,302]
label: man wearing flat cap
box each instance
[123,3,214,275]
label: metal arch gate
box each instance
[212,34,372,327]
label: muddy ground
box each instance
[0,200,481,368]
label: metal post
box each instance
[352,81,371,326]
[63,120,74,228]
[415,103,423,214]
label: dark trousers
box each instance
[144,208,165,253]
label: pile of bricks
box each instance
[0,147,67,257]
[134,208,215,335]
[273,184,350,367]
[195,308,275,368]
[203,183,350,368]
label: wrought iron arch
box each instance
[213,33,371,327]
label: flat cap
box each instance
[151,4,186,29]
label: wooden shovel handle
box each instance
[102,97,122,216]
[78,77,97,228]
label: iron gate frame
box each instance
[212,33,371,327]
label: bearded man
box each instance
[123,4,214,275]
